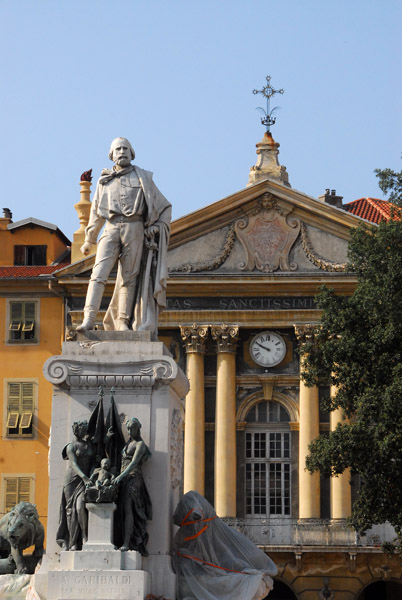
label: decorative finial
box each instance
[98,385,104,398]
[253,76,284,132]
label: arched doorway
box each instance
[265,579,297,599]
[356,580,402,600]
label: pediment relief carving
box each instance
[235,193,300,272]
[168,193,347,275]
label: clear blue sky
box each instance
[1,0,401,241]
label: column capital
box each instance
[180,324,209,353]
[211,324,239,353]
[294,323,320,343]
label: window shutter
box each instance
[18,478,32,504]
[21,383,34,410]
[5,478,19,512]
[8,383,22,411]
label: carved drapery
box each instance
[169,224,236,273]
[300,222,347,272]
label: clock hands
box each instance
[255,341,272,352]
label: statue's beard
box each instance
[116,157,131,168]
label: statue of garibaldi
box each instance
[77,137,171,339]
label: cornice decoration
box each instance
[43,356,175,389]
[300,222,347,272]
[169,223,236,273]
[235,194,300,272]
[294,323,320,344]
[211,324,239,353]
[180,324,209,353]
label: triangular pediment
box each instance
[168,178,364,276]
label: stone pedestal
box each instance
[84,503,116,551]
[36,332,188,600]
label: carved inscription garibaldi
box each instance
[77,137,171,338]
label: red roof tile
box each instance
[0,263,70,278]
[343,198,401,223]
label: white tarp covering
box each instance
[172,491,277,600]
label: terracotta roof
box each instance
[0,263,70,278]
[343,197,401,223]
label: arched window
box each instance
[245,401,291,517]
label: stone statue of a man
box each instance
[77,137,171,338]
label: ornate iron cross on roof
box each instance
[253,75,284,132]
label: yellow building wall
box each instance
[0,295,64,540]
[0,226,68,265]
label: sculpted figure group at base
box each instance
[77,137,171,339]
[57,417,152,556]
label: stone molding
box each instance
[211,324,239,353]
[180,324,209,353]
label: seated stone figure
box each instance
[172,491,277,600]
[85,458,117,503]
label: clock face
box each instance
[249,331,286,367]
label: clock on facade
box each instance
[249,331,287,367]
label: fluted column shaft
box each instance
[295,324,321,519]
[330,384,352,519]
[180,325,208,495]
[212,325,239,517]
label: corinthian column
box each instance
[211,324,239,517]
[330,384,352,519]
[180,324,209,495]
[294,324,320,519]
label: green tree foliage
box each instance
[300,220,402,534]
[374,162,402,206]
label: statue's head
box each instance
[100,457,111,470]
[126,416,141,436]
[109,137,135,167]
[72,420,88,439]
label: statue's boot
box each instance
[76,281,105,331]
[117,285,135,331]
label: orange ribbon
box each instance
[177,551,250,575]
[180,508,217,528]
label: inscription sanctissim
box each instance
[166,296,316,311]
